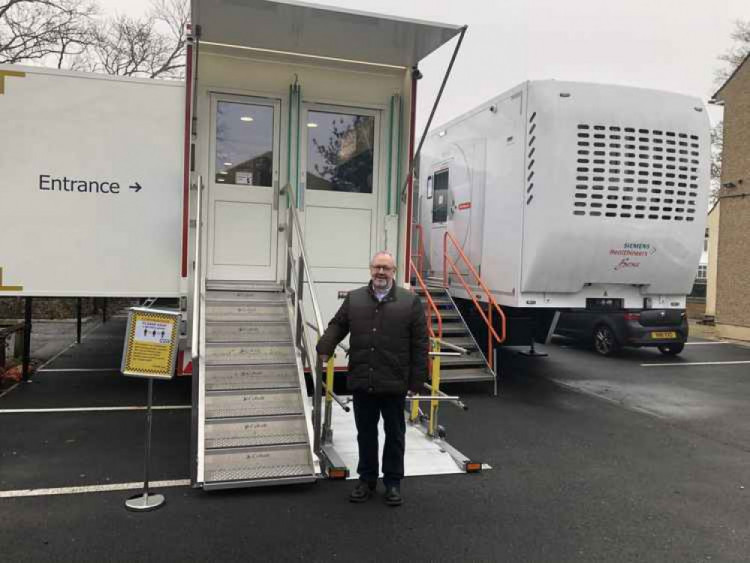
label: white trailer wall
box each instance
[0,66,184,297]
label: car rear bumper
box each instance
[624,320,688,346]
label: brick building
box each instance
[711,53,750,340]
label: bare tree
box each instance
[709,121,723,205]
[0,0,97,67]
[80,0,188,79]
[714,19,750,84]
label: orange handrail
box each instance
[443,231,506,369]
[409,258,442,340]
[414,224,426,278]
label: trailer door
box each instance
[207,94,281,281]
[301,104,380,281]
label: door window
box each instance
[215,101,274,186]
[306,110,375,193]
[432,169,449,223]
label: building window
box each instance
[697,265,707,280]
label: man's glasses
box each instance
[370,265,395,272]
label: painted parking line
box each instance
[0,405,191,414]
[684,341,731,345]
[0,479,190,499]
[641,360,750,368]
[37,368,121,373]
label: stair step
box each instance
[206,321,291,343]
[206,342,296,366]
[206,290,286,302]
[204,444,314,483]
[437,368,495,383]
[439,355,487,367]
[205,415,309,449]
[433,325,469,336]
[207,280,283,292]
[205,388,303,418]
[206,301,288,322]
[415,286,447,296]
[437,337,478,349]
[432,311,462,322]
[421,296,453,306]
[205,364,299,391]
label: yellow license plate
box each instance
[651,331,677,339]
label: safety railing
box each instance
[190,176,203,376]
[282,184,350,460]
[413,224,426,278]
[443,231,506,370]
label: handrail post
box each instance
[312,356,323,455]
[429,339,441,437]
[322,357,335,443]
[488,306,493,370]
[295,256,305,350]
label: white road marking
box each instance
[641,360,750,368]
[0,382,20,399]
[0,479,190,498]
[0,405,191,414]
[34,320,104,372]
[684,341,730,345]
[37,368,121,373]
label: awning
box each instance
[191,0,463,67]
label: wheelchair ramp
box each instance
[198,281,317,490]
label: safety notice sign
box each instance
[121,308,181,379]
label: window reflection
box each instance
[307,111,374,193]
[215,101,273,186]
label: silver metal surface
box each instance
[205,388,303,418]
[125,492,166,511]
[205,301,288,322]
[205,321,291,343]
[191,177,203,370]
[202,475,316,491]
[205,290,286,302]
[205,364,299,391]
[205,342,296,365]
[205,415,309,449]
[204,443,314,483]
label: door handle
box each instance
[273,181,279,211]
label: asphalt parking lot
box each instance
[1,317,749,562]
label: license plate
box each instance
[651,331,677,339]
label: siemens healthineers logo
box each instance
[610,242,658,271]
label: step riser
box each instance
[206,322,292,343]
[206,389,304,418]
[206,290,286,303]
[206,303,288,322]
[206,343,296,366]
[204,445,313,483]
[205,364,299,391]
[205,416,308,449]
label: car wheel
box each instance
[593,324,619,356]
[658,343,684,355]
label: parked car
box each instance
[555,306,688,356]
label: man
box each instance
[316,251,428,506]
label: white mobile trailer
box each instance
[2,1,472,489]
[417,80,711,343]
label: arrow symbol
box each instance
[129,182,142,193]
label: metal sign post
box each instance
[121,307,181,512]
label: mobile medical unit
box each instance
[416,80,710,353]
[0,0,479,490]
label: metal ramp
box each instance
[415,282,497,391]
[199,280,317,489]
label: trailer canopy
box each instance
[191,0,462,67]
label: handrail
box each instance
[414,224,426,277]
[191,176,203,368]
[443,231,506,370]
[409,258,442,340]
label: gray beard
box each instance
[373,278,392,292]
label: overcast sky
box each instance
[99,0,747,127]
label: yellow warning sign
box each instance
[121,308,180,379]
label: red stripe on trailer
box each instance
[458,202,471,210]
[178,351,193,376]
[181,42,194,278]
[404,72,418,283]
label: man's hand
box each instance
[319,355,329,363]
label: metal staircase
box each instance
[198,280,317,489]
[415,282,497,390]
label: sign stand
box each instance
[120,307,181,513]
[125,378,165,511]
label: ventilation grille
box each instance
[572,124,700,221]
[526,111,537,205]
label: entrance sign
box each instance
[121,308,180,379]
